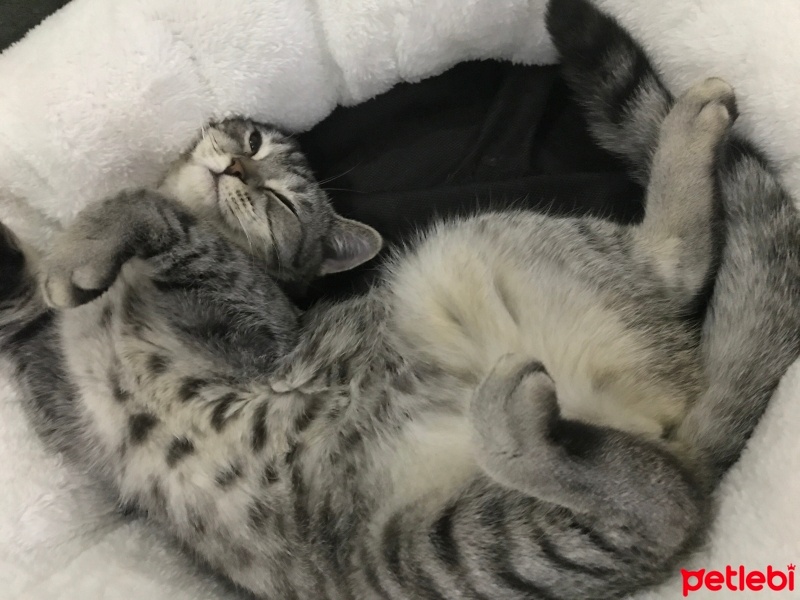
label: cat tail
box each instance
[545,0,672,185]
[0,221,85,454]
[546,0,800,487]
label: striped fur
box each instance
[547,0,800,485]
[0,2,799,598]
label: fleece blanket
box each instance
[1,0,799,598]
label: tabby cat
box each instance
[2,0,800,598]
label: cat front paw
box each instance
[39,189,183,309]
[40,218,131,309]
[40,245,124,309]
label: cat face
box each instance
[159,118,382,286]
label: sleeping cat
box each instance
[2,1,800,599]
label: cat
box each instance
[1,2,799,599]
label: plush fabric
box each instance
[0,0,798,598]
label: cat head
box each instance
[159,118,382,287]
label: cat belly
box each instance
[373,412,478,512]
[58,279,217,457]
[389,223,689,436]
[59,294,131,453]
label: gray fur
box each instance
[547,0,800,485]
[0,2,799,598]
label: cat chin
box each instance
[159,163,218,211]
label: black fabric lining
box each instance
[299,61,643,302]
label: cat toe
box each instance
[471,355,556,434]
[681,77,738,130]
[40,263,110,309]
[40,273,76,308]
[685,78,735,106]
[714,87,738,123]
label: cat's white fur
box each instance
[391,219,689,436]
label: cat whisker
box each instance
[316,163,363,186]
[206,130,223,155]
[230,201,254,258]
[320,187,366,194]
[268,232,284,272]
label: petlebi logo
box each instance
[681,564,795,596]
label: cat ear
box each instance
[320,215,383,275]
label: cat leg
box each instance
[39,190,198,308]
[633,78,736,303]
[39,190,298,372]
[357,353,707,599]
[470,353,701,524]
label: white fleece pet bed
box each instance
[1,0,799,598]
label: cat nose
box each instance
[223,159,245,181]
